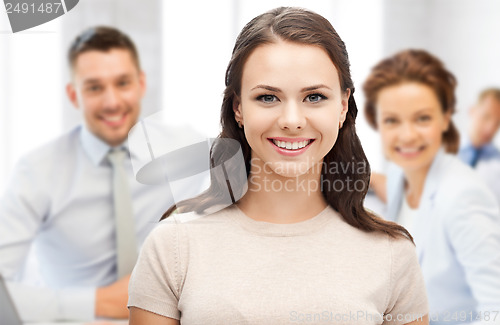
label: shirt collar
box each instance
[80,125,138,166]
[459,137,471,150]
[80,125,113,166]
[481,143,498,154]
[461,137,499,154]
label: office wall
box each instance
[0,18,62,193]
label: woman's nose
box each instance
[399,122,418,142]
[278,101,306,131]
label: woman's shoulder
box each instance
[333,208,414,253]
[333,212,420,292]
[430,154,499,227]
[438,153,496,199]
[139,207,237,270]
[387,233,418,260]
[149,205,237,238]
[440,153,482,183]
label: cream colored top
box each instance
[128,204,428,324]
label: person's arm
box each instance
[404,315,429,325]
[130,307,180,325]
[370,172,387,203]
[0,158,96,321]
[0,157,96,321]
[128,221,183,322]
[7,265,130,321]
[6,281,96,321]
[95,275,131,319]
[446,187,500,324]
[383,238,429,325]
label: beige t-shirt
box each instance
[128,205,428,324]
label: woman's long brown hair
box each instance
[161,7,412,241]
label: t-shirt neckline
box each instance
[228,204,336,237]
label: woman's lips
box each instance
[268,138,315,156]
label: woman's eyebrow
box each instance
[301,84,332,92]
[378,108,400,116]
[250,84,281,92]
[249,84,332,92]
[412,108,434,116]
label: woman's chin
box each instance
[264,161,322,178]
[393,157,432,174]
[389,147,439,173]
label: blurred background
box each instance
[1,0,500,192]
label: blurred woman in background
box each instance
[364,49,500,324]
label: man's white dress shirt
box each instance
[0,125,200,321]
[458,141,500,205]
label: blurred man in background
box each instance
[0,26,195,322]
[458,88,500,203]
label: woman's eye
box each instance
[257,94,278,103]
[418,115,431,122]
[305,93,327,103]
[384,117,398,124]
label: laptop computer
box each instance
[0,274,23,325]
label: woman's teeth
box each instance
[272,139,311,150]
[398,147,421,153]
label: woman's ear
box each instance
[340,88,351,123]
[233,97,243,125]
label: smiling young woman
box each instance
[364,49,500,323]
[128,8,429,325]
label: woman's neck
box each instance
[237,162,328,224]
[403,165,431,209]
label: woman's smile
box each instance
[268,137,315,156]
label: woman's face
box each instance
[375,82,451,173]
[234,40,349,178]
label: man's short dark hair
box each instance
[68,26,140,70]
